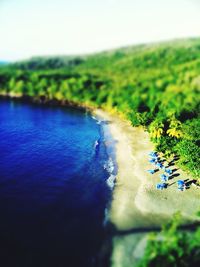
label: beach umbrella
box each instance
[162,166,166,171]
[177,180,184,185]
[165,169,172,175]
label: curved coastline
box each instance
[94,109,200,232]
[1,95,200,231]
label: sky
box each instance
[0,0,200,61]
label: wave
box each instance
[94,139,101,156]
[106,174,116,189]
[103,207,109,226]
[94,139,99,149]
[104,157,115,173]
[92,115,102,125]
[93,115,116,190]
[104,157,116,189]
[92,115,110,125]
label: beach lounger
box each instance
[156,163,163,169]
[147,169,155,174]
[160,174,168,182]
[156,184,161,189]
[156,183,167,190]
[149,152,156,156]
[149,158,156,164]
[149,152,158,158]
[177,180,186,191]
[178,185,186,191]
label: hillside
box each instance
[0,37,200,178]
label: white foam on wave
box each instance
[106,174,116,189]
[94,140,99,149]
[92,115,102,125]
[94,114,117,190]
[104,157,114,173]
[91,115,97,120]
[103,207,109,226]
[104,157,116,189]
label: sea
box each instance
[0,99,116,267]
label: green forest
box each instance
[138,212,200,267]
[0,37,200,178]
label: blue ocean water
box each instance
[0,99,113,267]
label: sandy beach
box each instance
[95,109,200,231]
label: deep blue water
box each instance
[0,99,112,267]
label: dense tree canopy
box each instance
[138,213,200,267]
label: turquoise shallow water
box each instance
[0,99,113,267]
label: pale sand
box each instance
[94,109,200,231]
[111,233,148,267]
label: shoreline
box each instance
[0,93,93,112]
[94,109,200,231]
[2,95,200,231]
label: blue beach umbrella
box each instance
[165,169,172,175]
[177,180,184,185]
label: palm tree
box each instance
[167,116,183,138]
[149,120,164,139]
